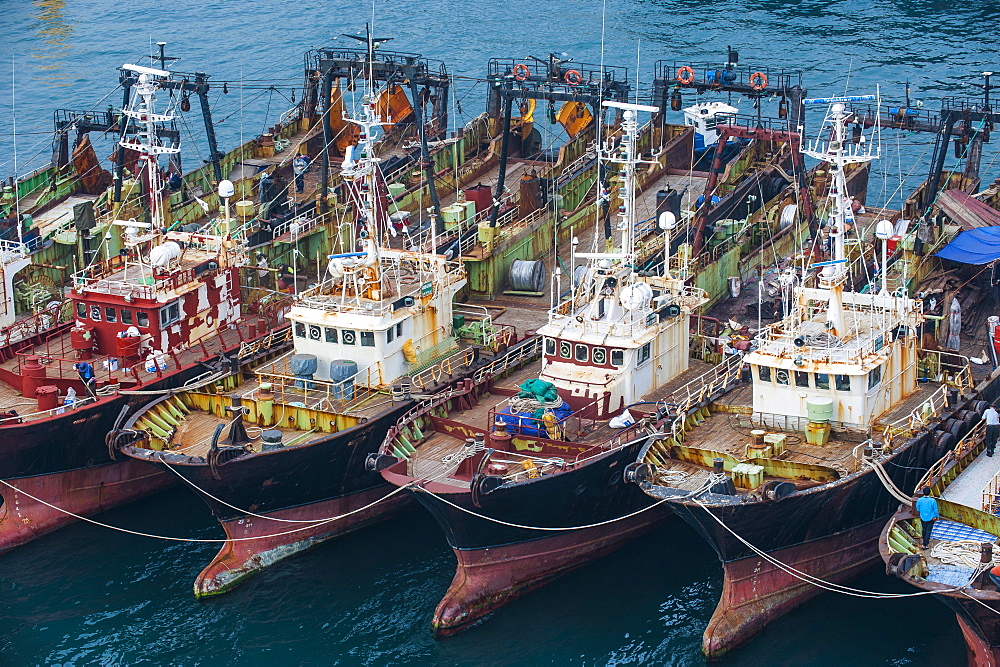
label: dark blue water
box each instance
[2,0,997,662]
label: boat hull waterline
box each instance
[652,429,935,658]
[385,435,671,635]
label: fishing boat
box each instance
[880,397,1000,666]
[112,77,507,597]
[626,94,978,657]
[0,62,290,552]
[372,100,708,635]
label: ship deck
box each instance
[83,247,220,293]
[166,410,324,458]
[634,171,708,223]
[404,359,717,484]
[643,380,942,493]
[0,325,247,423]
[31,195,99,237]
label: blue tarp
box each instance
[496,401,574,438]
[936,226,1000,265]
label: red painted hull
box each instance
[194,485,412,597]
[957,612,1000,667]
[433,510,665,636]
[704,521,882,658]
[0,460,174,553]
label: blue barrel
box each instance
[291,353,318,389]
[330,359,358,401]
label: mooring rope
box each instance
[414,486,669,531]
[862,457,914,505]
[0,479,412,544]
[157,455,350,524]
[690,497,992,602]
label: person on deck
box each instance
[293,154,309,193]
[990,564,1000,589]
[915,487,939,549]
[985,404,1000,456]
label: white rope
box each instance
[157,454,348,524]
[415,485,669,532]
[930,540,1000,569]
[862,457,913,505]
[0,478,412,543]
[691,498,980,600]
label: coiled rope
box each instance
[0,478,412,544]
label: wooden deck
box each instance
[167,411,320,457]
[407,431,470,489]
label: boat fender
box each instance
[365,453,399,472]
[513,63,530,81]
[926,431,956,466]
[750,71,768,92]
[910,433,930,469]
[676,66,696,85]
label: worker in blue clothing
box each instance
[915,487,939,549]
[984,403,1000,456]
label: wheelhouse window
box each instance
[559,341,571,359]
[868,366,882,390]
[836,374,852,391]
[105,307,117,323]
[544,337,556,355]
[308,325,322,341]
[121,309,133,325]
[294,322,306,338]
[815,373,830,390]
[76,302,86,318]
[361,331,375,347]
[775,369,790,386]
[637,342,651,366]
[592,347,607,365]
[794,370,809,388]
[137,312,149,328]
[575,344,589,362]
[396,322,403,336]
[342,330,357,345]
[386,327,394,344]
[159,301,181,327]
[611,349,625,367]
[757,365,771,382]
[325,327,338,343]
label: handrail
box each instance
[0,395,97,425]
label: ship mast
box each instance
[570,100,659,325]
[801,94,879,336]
[119,64,181,232]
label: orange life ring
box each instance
[513,64,530,81]
[750,71,768,92]
[564,69,583,86]
[676,66,696,85]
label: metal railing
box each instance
[409,347,478,391]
